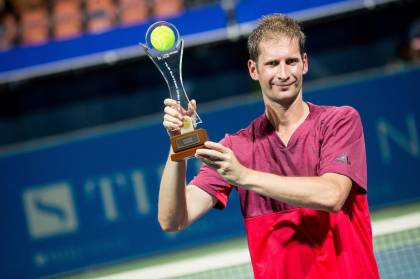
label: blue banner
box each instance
[0,4,227,74]
[1,67,420,278]
[235,0,364,23]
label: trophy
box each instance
[141,21,208,161]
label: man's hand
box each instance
[195,141,249,186]
[163,98,196,136]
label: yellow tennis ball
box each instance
[150,25,175,51]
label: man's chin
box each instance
[266,93,299,106]
[275,88,296,96]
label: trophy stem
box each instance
[142,21,208,160]
[143,40,202,126]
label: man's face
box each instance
[248,37,308,105]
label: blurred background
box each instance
[0,0,420,278]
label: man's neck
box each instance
[264,95,309,131]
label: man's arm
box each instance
[196,141,352,212]
[158,99,217,232]
[241,172,352,212]
[158,150,216,231]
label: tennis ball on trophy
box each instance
[150,26,176,51]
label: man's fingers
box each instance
[163,98,178,106]
[163,121,181,131]
[164,105,183,118]
[186,100,197,121]
[198,156,220,169]
[163,114,182,128]
[187,99,196,112]
[164,99,187,114]
[164,112,183,124]
[164,99,199,132]
[195,148,225,161]
[163,101,183,133]
[204,141,229,153]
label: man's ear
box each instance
[248,59,259,81]
[302,53,308,75]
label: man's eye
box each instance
[287,59,299,65]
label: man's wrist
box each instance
[237,166,253,187]
[168,147,187,163]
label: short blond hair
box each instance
[248,14,306,61]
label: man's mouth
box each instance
[272,82,294,89]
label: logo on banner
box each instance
[23,182,78,239]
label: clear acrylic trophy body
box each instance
[141,21,208,161]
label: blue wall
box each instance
[1,67,419,278]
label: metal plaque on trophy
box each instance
[141,21,208,161]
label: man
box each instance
[159,14,380,279]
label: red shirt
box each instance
[190,103,379,279]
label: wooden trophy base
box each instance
[170,128,208,161]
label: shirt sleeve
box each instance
[318,107,367,191]
[188,135,233,209]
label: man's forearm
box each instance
[195,142,352,212]
[241,170,350,212]
[158,148,188,231]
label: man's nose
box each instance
[276,64,290,80]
